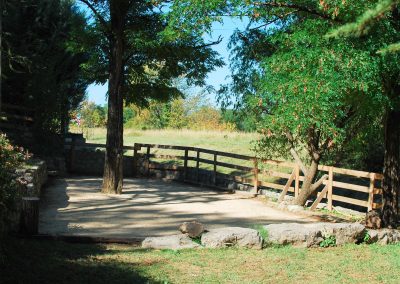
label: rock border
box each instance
[141,222,400,250]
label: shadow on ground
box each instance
[0,237,161,284]
[39,176,317,237]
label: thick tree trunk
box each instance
[294,158,320,206]
[0,0,3,111]
[102,2,125,194]
[381,109,400,227]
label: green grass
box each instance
[2,238,400,284]
[77,127,259,155]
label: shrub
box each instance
[0,133,28,234]
[320,235,336,248]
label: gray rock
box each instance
[319,223,366,245]
[179,221,205,238]
[265,222,366,247]
[277,201,288,210]
[142,234,201,250]
[264,223,323,248]
[201,227,262,249]
[367,229,400,245]
[316,202,327,209]
[287,205,304,213]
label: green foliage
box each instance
[190,236,202,246]
[328,0,399,50]
[2,0,90,143]
[123,93,236,131]
[363,231,372,244]
[253,225,269,243]
[320,235,337,248]
[0,134,27,234]
[254,18,382,164]
[78,0,224,108]
[78,101,107,128]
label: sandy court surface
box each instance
[39,176,318,238]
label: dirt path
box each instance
[39,176,318,238]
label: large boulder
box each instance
[319,223,366,245]
[201,227,262,249]
[179,221,205,238]
[265,222,366,247]
[142,234,201,250]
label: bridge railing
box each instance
[64,140,383,213]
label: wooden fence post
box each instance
[368,173,375,212]
[294,165,300,198]
[133,144,138,177]
[19,197,40,235]
[196,150,200,182]
[253,158,258,194]
[146,146,150,177]
[327,166,333,211]
[184,149,188,181]
[68,136,76,172]
[213,154,217,186]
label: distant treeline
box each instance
[72,95,257,132]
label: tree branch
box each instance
[193,35,223,49]
[79,0,111,35]
[253,1,342,22]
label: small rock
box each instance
[201,227,262,249]
[287,205,304,213]
[277,201,288,210]
[142,234,201,250]
[179,221,205,238]
[365,210,382,229]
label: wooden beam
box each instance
[294,165,300,198]
[327,167,333,211]
[368,173,375,211]
[312,174,328,190]
[310,185,328,211]
[253,159,259,194]
[278,169,296,202]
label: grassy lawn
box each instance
[2,238,400,284]
[74,127,259,155]
[73,127,265,176]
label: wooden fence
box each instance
[0,103,35,130]
[133,143,383,212]
[65,141,383,213]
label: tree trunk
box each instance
[294,158,320,206]
[381,109,400,227]
[0,0,3,112]
[102,2,125,194]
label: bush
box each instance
[0,133,28,234]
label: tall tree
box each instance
[2,0,89,151]
[78,0,223,194]
[168,1,400,225]
[328,0,400,227]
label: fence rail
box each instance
[0,103,35,130]
[65,140,383,213]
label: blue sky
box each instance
[86,17,249,106]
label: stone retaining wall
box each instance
[3,159,48,234]
[66,148,136,177]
